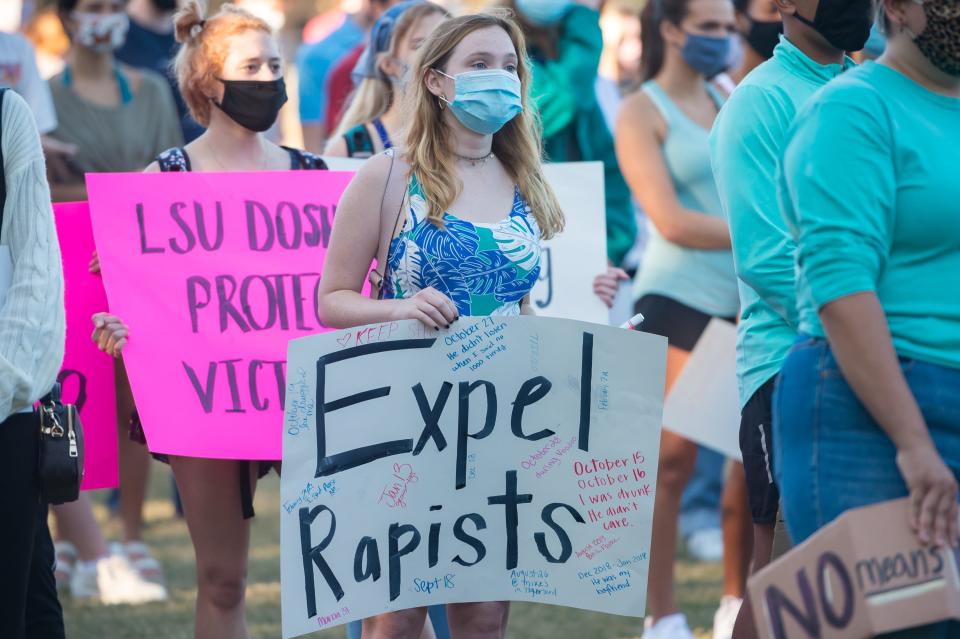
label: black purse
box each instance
[37,383,84,505]
[0,90,84,505]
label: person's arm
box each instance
[710,86,797,325]
[820,295,957,546]
[0,92,65,421]
[297,47,330,153]
[323,134,349,158]
[615,92,730,249]
[783,91,958,547]
[316,153,457,329]
[530,5,604,139]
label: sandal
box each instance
[116,541,167,586]
[54,541,77,595]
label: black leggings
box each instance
[0,413,65,639]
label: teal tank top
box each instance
[632,80,739,317]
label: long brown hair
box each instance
[402,11,564,239]
[640,0,693,80]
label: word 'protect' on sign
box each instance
[86,170,356,459]
[280,317,668,637]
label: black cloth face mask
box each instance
[151,0,179,11]
[794,0,875,52]
[214,78,287,132]
[745,18,784,59]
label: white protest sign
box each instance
[321,158,609,324]
[280,316,666,637]
[662,319,741,460]
[531,162,608,324]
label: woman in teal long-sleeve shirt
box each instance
[776,8,960,637]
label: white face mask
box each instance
[73,12,130,53]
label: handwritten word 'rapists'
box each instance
[296,332,599,618]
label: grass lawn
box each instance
[62,468,722,639]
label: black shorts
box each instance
[739,377,779,524]
[634,294,736,351]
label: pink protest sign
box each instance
[53,202,118,490]
[86,171,357,459]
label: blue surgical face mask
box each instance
[516,0,574,26]
[437,69,523,135]
[681,33,732,79]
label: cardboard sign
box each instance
[86,171,355,459]
[53,202,119,489]
[749,498,960,639]
[321,158,610,325]
[280,317,667,637]
[662,319,741,460]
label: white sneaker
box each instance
[70,560,101,600]
[97,555,168,605]
[642,613,695,639]
[686,527,724,562]
[713,595,743,639]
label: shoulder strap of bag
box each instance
[370,149,407,300]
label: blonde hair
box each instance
[173,1,273,127]
[402,11,564,239]
[333,3,450,140]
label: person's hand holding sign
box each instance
[897,442,959,548]
[391,287,459,330]
[593,266,629,308]
[91,312,129,357]
[88,250,100,274]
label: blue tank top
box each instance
[632,80,739,317]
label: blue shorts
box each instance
[773,337,960,638]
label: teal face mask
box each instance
[437,69,523,135]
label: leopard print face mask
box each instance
[913,0,960,77]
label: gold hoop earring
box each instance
[438,94,447,110]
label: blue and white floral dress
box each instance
[382,172,543,316]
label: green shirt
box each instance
[710,37,852,407]
[529,6,636,267]
[781,61,960,370]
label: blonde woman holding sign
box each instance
[317,11,565,638]
[91,2,327,637]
